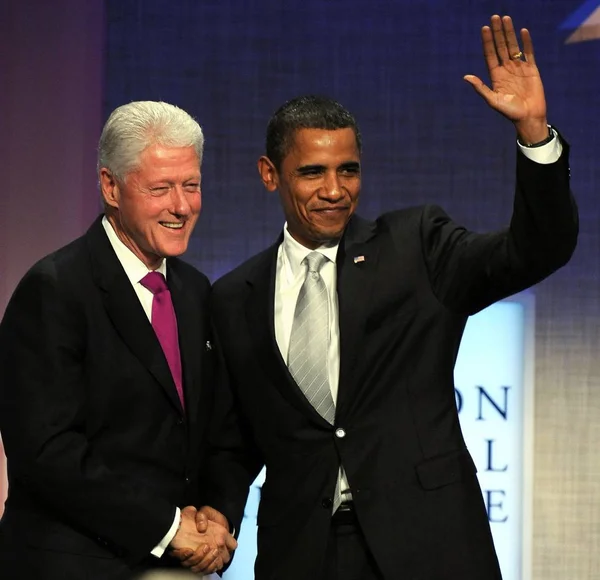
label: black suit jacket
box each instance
[0,216,214,579]
[208,148,578,580]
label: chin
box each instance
[315,227,345,242]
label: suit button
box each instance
[177,417,184,425]
[335,428,346,438]
[321,498,333,509]
[184,476,190,484]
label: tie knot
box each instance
[304,251,328,274]
[140,271,168,295]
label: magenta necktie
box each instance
[140,272,184,410]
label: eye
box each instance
[298,167,324,178]
[340,165,360,176]
[150,186,170,196]
[184,183,200,192]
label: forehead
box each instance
[134,144,200,178]
[139,143,199,166]
[285,127,359,165]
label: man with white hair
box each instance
[0,101,235,579]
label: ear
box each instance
[99,168,120,209]
[257,156,279,192]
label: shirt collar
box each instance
[102,215,167,285]
[281,223,340,280]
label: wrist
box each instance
[517,125,554,148]
[169,512,183,548]
[515,118,551,146]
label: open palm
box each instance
[465,15,547,126]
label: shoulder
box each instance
[347,207,454,256]
[352,207,431,245]
[213,245,276,295]
[1,234,89,327]
[19,234,89,290]
[375,205,455,237]
[375,205,444,227]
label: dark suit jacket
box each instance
[0,216,214,579]
[208,148,578,580]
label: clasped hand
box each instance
[170,505,237,575]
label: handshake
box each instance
[169,505,238,575]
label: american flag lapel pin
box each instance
[353,255,366,264]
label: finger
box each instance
[219,546,231,565]
[209,556,225,574]
[520,28,536,66]
[196,555,224,575]
[181,505,197,519]
[502,15,521,60]
[463,74,489,96]
[195,511,208,533]
[490,14,509,62]
[190,550,222,574]
[179,543,211,567]
[182,546,217,569]
[463,75,502,110]
[200,506,228,529]
[225,533,238,552]
[170,548,194,561]
[480,25,499,72]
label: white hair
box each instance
[97,101,204,182]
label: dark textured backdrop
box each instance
[104,1,600,578]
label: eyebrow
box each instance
[339,162,360,171]
[149,175,200,185]
[296,164,325,174]
[296,161,360,174]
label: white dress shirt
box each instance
[101,217,180,557]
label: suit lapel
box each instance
[86,217,183,414]
[245,244,331,424]
[336,216,379,414]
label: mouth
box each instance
[311,206,350,219]
[159,221,185,230]
[312,206,350,214]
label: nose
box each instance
[320,171,343,201]
[169,185,192,216]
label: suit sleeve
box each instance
[421,139,578,314]
[204,323,264,538]
[0,264,176,561]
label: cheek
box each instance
[188,211,200,231]
[191,192,202,213]
[121,202,153,229]
[294,190,314,215]
[283,194,301,218]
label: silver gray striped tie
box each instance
[288,251,335,424]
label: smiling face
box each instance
[259,127,361,249]
[100,143,201,269]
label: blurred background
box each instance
[1,0,599,578]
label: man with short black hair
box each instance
[199,16,578,580]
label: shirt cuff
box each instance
[151,507,181,558]
[517,127,562,165]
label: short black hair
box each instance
[265,95,362,170]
